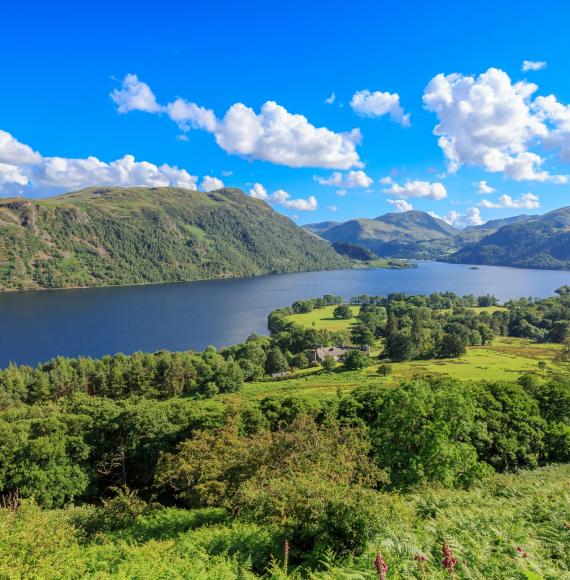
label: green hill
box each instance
[314,210,459,258]
[448,206,570,269]
[0,187,348,291]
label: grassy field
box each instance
[284,305,361,331]
[286,305,506,334]
[232,337,564,402]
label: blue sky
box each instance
[2,0,570,227]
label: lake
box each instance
[1,261,569,368]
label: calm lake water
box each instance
[1,261,569,368]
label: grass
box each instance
[284,305,361,331]
[233,337,564,402]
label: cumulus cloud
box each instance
[0,130,198,195]
[213,101,362,169]
[422,67,568,181]
[0,130,42,165]
[324,92,336,105]
[111,75,362,169]
[199,175,224,191]
[110,74,163,114]
[314,170,373,188]
[327,205,338,212]
[522,60,547,72]
[387,199,413,212]
[534,94,570,164]
[248,182,317,211]
[476,180,495,194]
[477,193,540,209]
[336,189,347,196]
[31,155,197,191]
[350,89,410,126]
[378,176,393,185]
[430,207,484,229]
[382,180,447,200]
[166,99,217,132]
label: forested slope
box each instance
[0,187,348,290]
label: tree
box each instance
[264,348,289,375]
[439,334,466,358]
[291,352,309,370]
[351,324,374,347]
[384,332,415,362]
[322,355,336,371]
[333,304,353,320]
[549,320,570,343]
[342,350,368,370]
[377,363,392,376]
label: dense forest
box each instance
[0,187,348,291]
[1,291,570,576]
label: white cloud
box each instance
[111,76,363,170]
[350,89,410,126]
[379,176,393,185]
[110,74,162,114]
[325,92,336,105]
[534,94,570,164]
[248,182,317,211]
[0,163,29,187]
[248,182,269,200]
[0,130,198,195]
[221,169,234,177]
[166,98,217,132]
[327,205,338,212]
[477,193,540,209]
[383,180,447,200]
[476,180,495,194]
[31,154,197,191]
[336,189,347,196]
[0,130,42,165]
[387,199,413,212]
[522,60,547,72]
[213,101,362,169]
[423,67,561,181]
[199,175,224,191]
[430,207,484,229]
[314,170,373,188]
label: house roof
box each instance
[315,346,347,359]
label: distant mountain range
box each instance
[0,187,348,291]
[305,208,570,270]
[448,207,570,270]
[305,210,458,259]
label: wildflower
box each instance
[374,552,389,579]
[414,553,428,562]
[442,542,457,573]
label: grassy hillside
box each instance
[448,207,570,270]
[0,187,348,291]
[237,337,562,401]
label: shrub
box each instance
[322,355,336,371]
[333,305,353,320]
[377,363,392,376]
[342,350,368,370]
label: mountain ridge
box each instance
[0,186,348,291]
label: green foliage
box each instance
[332,304,353,320]
[321,355,336,372]
[0,188,348,291]
[342,349,369,370]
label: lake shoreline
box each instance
[2,261,569,368]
